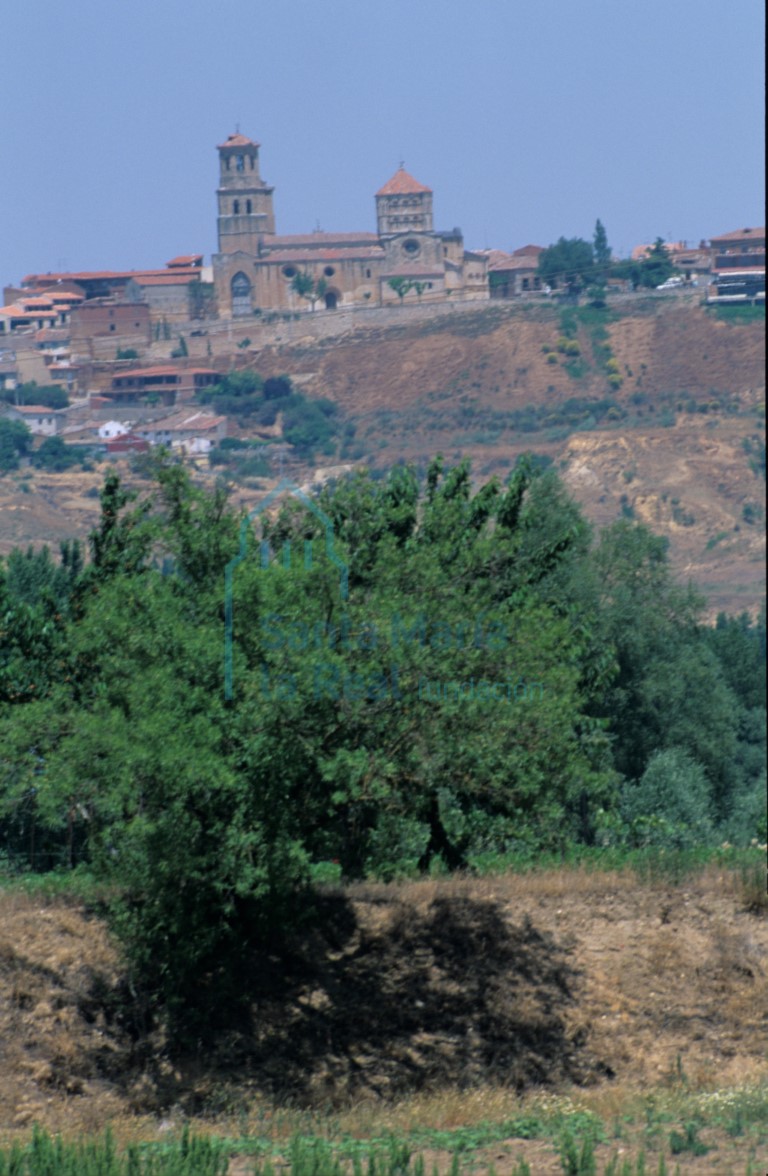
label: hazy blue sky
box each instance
[2,0,764,283]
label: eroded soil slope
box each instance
[0,867,765,1138]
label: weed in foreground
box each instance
[667,1120,709,1157]
[737,859,768,915]
[556,1127,597,1173]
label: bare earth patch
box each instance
[0,864,766,1172]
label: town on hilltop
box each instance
[0,132,764,461]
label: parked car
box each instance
[656,276,684,290]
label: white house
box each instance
[1,403,62,436]
[135,410,227,455]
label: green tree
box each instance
[593,219,611,271]
[0,418,32,472]
[387,276,415,303]
[30,436,83,472]
[291,271,327,311]
[1,382,69,410]
[621,748,715,848]
[614,238,676,290]
[538,237,595,295]
[637,238,675,288]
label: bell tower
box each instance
[216,132,275,254]
[375,166,433,236]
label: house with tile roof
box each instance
[134,410,227,455]
[708,227,765,303]
[1,403,64,436]
[212,134,488,316]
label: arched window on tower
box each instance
[246,199,252,214]
[231,271,252,316]
[233,200,240,215]
[236,155,245,172]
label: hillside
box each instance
[0,297,764,616]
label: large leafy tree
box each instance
[538,236,595,295]
[2,459,763,1032]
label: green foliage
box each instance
[292,271,328,310]
[116,347,139,360]
[264,375,293,400]
[621,750,715,848]
[708,302,765,323]
[388,276,416,302]
[3,541,83,608]
[668,1121,708,1157]
[0,1124,229,1174]
[1,457,765,1031]
[1,380,69,409]
[742,434,766,479]
[613,239,676,291]
[538,237,595,294]
[30,435,85,472]
[0,417,32,471]
[593,219,611,271]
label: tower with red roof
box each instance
[216,132,275,256]
[375,167,434,236]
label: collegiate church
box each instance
[212,133,489,316]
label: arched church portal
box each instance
[231,271,252,316]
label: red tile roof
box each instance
[7,404,57,414]
[114,365,220,379]
[488,253,538,272]
[710,227,765,243]
[268,232,380,246]
[376,167,432,196]
[512,244,544,257]
[166,255,203,267]
[0,306,57,319]
[128,274,199,286]
[140,411,226,432]
[23,267,201,285]
[218,132,259,149]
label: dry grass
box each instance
[1,861,767,1174]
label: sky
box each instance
[2,0,764,284]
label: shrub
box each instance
[30,436,85,472]
[263,375,293,400]
[621,749,715,849]
[1,381,68,410]
[0,418,32,472]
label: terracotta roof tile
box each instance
[7,404,57,414]
[710,227,765,243]
[376,167,432,196]
[217,132,259,149]
[139,411,225,432]
[128,274,199,286]
[268,232,380,246]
